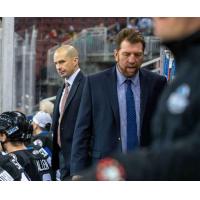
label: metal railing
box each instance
[46,26,161,82]
[15,26,38,114]
[0,18,15,113]
[0,22,38,114]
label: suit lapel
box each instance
[105,67,120,134]
[140,69,149,129]
[63,71,83,112]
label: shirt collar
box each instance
[65,68,80,86]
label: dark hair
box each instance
[44,123,51,131]
[0,111,32,142]
[115,28,145,51]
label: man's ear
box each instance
[0,133,7,142]
[35,124,41,131]
[73,57,79,64]
[114,49,118,62]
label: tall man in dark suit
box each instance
[81,18,200,181]
[51,45,85,180]
[70,28,167,180]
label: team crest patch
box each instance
[32,150,39,155]
[34,139,43,147]
[167,84,190,114]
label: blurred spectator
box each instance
[107,29,117,43]
[107,22,121,44]
[68,25,77,40]
[115,20,121,32]
[60,30,71,42]
[99,22,105,28]
[69,25,75,32]
[45,29,58,40]
[127,17,139,31]
[39,99,54,116]
[137,17,153,36]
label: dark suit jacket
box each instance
[51,71,85,176]
[70,67,167,175]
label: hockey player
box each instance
[30,111,53,158]
[0,111,53,181]
[0,151,30,181]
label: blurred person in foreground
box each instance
[70,28,167,180]
[81,17,200,181]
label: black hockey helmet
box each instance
[0,111,32,142]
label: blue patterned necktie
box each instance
[125,79,138,151]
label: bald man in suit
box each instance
[51,45,85,180]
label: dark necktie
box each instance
[126,79,138,151]
[57,82,69,146]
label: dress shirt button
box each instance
[118,137,121,141]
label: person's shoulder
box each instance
[28,146,49,159]
[79,69,85,76]
[10,149,31,160]
[9,150,32,167]
[88,67,114,80]
[76,70,86,79]
[0,152,9,164]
